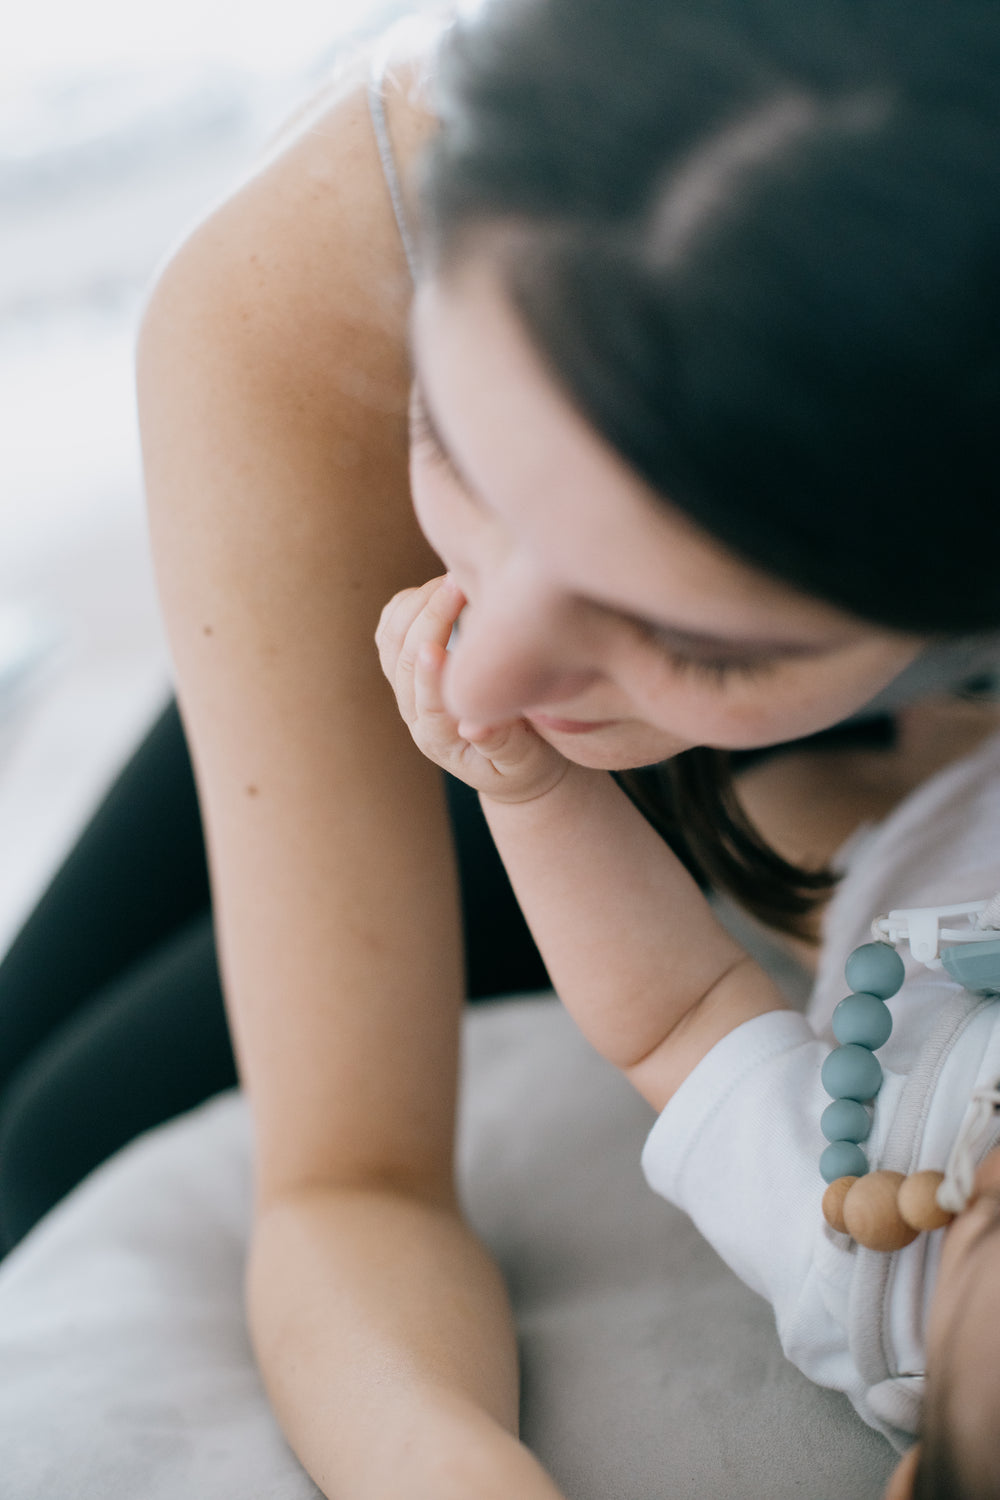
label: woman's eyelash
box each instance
[408,392,436,450]
[637,626,778,685]
[409,393,467,487]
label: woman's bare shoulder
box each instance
[136,42,441,634]
[140,38,437,366]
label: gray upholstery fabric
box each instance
[0,995,896,1498]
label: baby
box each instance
[377,574,1000,1500]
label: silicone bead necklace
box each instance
[820,923,1000,1252]
[819,941,946,1251]
[819,940,903,1186]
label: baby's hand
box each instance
[376,575,569,803]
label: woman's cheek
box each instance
[628,670,861,752]
[618,659,783,749]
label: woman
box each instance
[3,0,1000,1494]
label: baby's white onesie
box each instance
[641,729,1000,1451]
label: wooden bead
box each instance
[822,1176,858,1234]
[843,1171,920,1252]
[897,1171,954,1232]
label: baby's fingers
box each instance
[409,648,569,799]
[458,716,570,801]
[380,575,465,724]
[458,717,530,761]
[412,639,462,748]
[376,577,442,675]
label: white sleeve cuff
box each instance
[641,1008,827,1303]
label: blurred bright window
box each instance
[0,0,418,947]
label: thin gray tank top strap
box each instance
[368,59,421,284]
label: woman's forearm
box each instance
[479,763,785,1100]
[247,1183,567,1500]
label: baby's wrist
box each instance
[477,758,608,814]
[476,761,572,809]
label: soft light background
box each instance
[0,0,428,954]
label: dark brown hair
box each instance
[418,0,1000,931]
[615,751,833,935]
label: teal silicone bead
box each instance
[821,1098,871,1144]
[832,992,893,1049]
[821,1043,883,1101]
[844,942,905,999]
[820,1140,869,1184]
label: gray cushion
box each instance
[0,994,896,1498]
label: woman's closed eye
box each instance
[634,621,781,688]
[409,386,474,495]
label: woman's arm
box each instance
[138,59,564,1499]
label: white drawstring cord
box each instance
[937,1085,1000,1214]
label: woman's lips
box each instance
[526,713,618,735]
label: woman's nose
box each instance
[442,579,600,725]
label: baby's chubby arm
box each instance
[377,577,788,1111]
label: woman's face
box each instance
[409,258,923,771]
